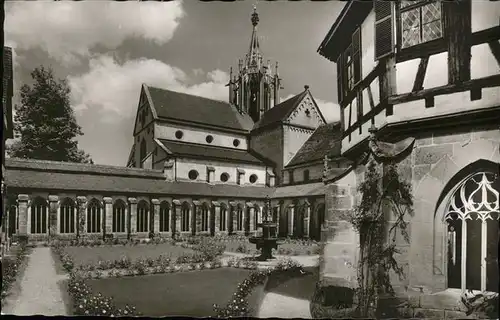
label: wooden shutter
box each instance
[352,27,362,84]
[336,54,343,104]
[374,0,394,60]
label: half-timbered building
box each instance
[317,0,499,317]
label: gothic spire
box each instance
[246,5,261,69]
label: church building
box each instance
[4,7,343,244]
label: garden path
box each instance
[5,247,68,316]
[257,293,312,318]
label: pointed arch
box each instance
[59,197,76,234]
[30,196,48,234]
[219,203,228,232]
[87,198,102,234]
[159,201,170,232]
[181,201,190,232]
[236,204,244,231]
[137,200,150,233]
[113,199,127,233]
[201,203,210,232]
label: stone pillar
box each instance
[213,201,221,234]
[172,200,181,238]
[192,200,201,235]
[241,204,246,234]
[48,195,59,238]
[17,194,29,237]
[103,197,113,236]
[304,201,311,238]
[77,196,87,239]
[229,201,237,234]
[274,203,281,235]
[152,199,160,235]
[128,197,137,237]
[288,205,295,237]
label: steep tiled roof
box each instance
[286,122,342,168]
[273,182,325,199]
[157,139,267,165]
[5,158,273,198]
[146,86,254,132]
[252,91,308,131]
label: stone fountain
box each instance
[249,196,283,261]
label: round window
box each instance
[249,174,258,184]
[233,139,240,147]
[188,170,199,180]
[220,172,229,182]
[206,135,214,143]
[175,130,183,139]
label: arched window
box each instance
[140,138,147,168]
[236,205,244,231]
[181,202,190,232]
[445,171,499,292]
[219,204,227,232]
[113,200,126,233]
[30,197,48,234]
[87,199,102,234]
[159,201,170,232]
[201,204,209,232]
[60,198,75,234]
[137,200,150,233]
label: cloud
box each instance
[281,94,340,123]
[5,1,185,64]
[68,55,230,121]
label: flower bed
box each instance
[213,258,306,318]
[1,244,30,306]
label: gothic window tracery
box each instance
[181,202,190,232]
[201,204,209,232]
[445,172,499,292]
[60,198,75,234]
[220,204,227,232]
[137,200,150,233]
[112,200,126,233]
[87,199,101,234]
[30,197,48,234]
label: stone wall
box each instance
[250,126,283,182]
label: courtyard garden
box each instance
[46,235,318,317]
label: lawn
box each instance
[63,243,195,266]
[86,268,254,317]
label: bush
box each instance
[1,244,29,303]
[235,244,247,253]
[192,238,226,261]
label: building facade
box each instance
[4,7,341,244]
[318,0,499,317]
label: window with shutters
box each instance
[399,1,443,49]
[375,1,395,60]
[337,28,362,102]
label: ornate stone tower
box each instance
[228,5,282,123]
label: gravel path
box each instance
[257,292,312,318]
[5,247,68,316]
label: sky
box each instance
[5,0,345,166]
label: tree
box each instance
[8,66,92,163]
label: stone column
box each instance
[103,197,113,237]
[229,201,237,234]
[17,194,29,237]
[192,200,201,235]
[128,197,137,237]
[172,200,181,238]
[213,201,221,234]
[241,204,246,234]
[288,204,295,237]
[304,200,311,238]
[77,196,87,239]
[48,195,59,239]
[151,199,160,235]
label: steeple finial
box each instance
[251,5,259,27]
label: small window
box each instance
[220,172,229,182]
[304,169,310,182]
[249,174,258,184]
[233,139,240,147]
[305,109,311,117]
[175,130,184,139]
[289,170,294,184]
[188,170,199,180]
[206,135,214,143]
[400,1,443,49]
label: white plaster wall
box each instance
[471,42,500,80]
[154,123,248,150]
[341,109,387,154]
[361,10,376,79]
[175,158,267,186]
[370,77,380,106]
[283,126,314,166]
[396,58,420,95]
[362,87,371,116]
[471,0,500,33]
[423,52,448,89]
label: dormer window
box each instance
[400,1,443,49]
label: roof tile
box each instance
[252,91,308,131]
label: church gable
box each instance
[133,85,156,135]
[285,90,326,128]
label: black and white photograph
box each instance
[1,0,499,318]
